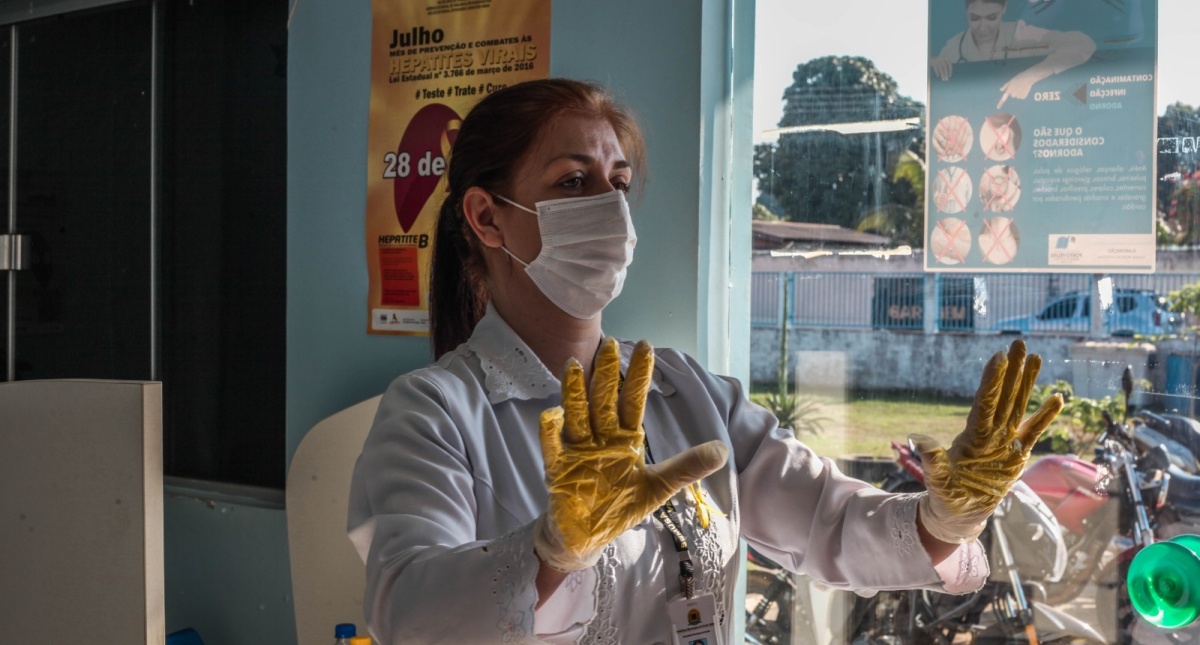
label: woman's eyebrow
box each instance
[545,153,630,170]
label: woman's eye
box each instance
[560,176,584,189]
[612,178,631,193]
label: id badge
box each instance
[667,592,725,645]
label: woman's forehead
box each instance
[530,114,627,165]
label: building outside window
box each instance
[746,1,1200,642]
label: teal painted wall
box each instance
[164,495,293,643]
[285,0,733,466]
[163,1,750,643]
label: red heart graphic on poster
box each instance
[393,103,462,232]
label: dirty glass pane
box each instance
[747,1,1200,643]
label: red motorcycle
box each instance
[846,440,1103,644]
[1021,422,1159,643]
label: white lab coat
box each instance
[347,304,987,644]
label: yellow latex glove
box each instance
[911,339,1064,544]
[533,338,730,572]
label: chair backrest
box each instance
[287,395,382,645]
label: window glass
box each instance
[1040,296,1077,320]
[10,4,151,382]
[749,1,1200,643]
[160,0,287,488]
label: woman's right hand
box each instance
[930,56,954,81]
[533,338,729,573]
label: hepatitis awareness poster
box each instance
[925,0,1158,273]
[366,0,551,334]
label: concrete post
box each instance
[923,273,939,334]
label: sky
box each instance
[754,0,1198,144]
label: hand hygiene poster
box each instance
[366,0,551,334]
[925,0,1157,273]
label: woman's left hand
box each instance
[911,339,1063,544]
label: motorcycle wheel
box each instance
[745,568,792,645]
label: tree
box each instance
[857,149,926,246]
[1158,102,1200,200]
[1169,280,1200,415]
[752,202,783,221]
[754,56,925,237]
[1158,102,1200,244]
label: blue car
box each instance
[996,289,1181,337]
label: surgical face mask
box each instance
[494,190,637,320]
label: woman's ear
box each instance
[461,186,505,249]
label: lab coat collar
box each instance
[467,302,670,405]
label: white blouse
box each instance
[347,305,987,644]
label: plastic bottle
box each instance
[334,623,356,645]
[1127,534,1200,629]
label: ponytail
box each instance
[429,190,486,359]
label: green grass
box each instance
[749,386,973,460]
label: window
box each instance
[1040,296,1078,321]
[160,0,288,488]
[0,0,288,489]
[749,1,1200,643]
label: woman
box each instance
[930,0,1096,109]
[347,78,1062,644]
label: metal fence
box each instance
[752,271,1200,334]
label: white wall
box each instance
[751,327,1081,395]
[750,328,1177,405]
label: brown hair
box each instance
[429,78,646,358]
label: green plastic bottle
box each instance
[1127,534,1200,629]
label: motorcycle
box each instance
[842,440,1105,645]
[1024,408,1166,601]
[745,546,813,645]
[1059,410,1166,644]
[1130,410,1200,475]
[1022,367,1200,644]
[746,368,1199,644]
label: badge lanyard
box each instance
[623,370,724,645]
[644,437,697,599]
